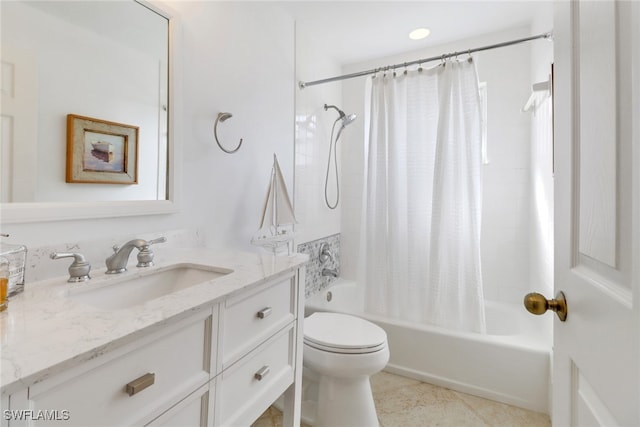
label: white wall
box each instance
[340,27,537,304]
[529,6,555,300]
[170,1,295,252]
[1,2,296,262]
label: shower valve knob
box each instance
[524,291,567,321]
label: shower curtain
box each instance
[359,59,486,333]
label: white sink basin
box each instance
[68,263,233,310]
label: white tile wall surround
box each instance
[294,26,343,246]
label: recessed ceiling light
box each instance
[409,28,431,40]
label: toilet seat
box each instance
[304,312,387,355]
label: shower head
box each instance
[324,105,356,210]
[324,104,356,128]
[342,113,357,127]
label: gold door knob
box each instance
[524,291,568,321]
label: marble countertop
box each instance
[0,248,308,394]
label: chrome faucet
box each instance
[322,268,338,278]
[51,252,91,282]
[105,237,166,274]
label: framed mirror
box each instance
[0,0,179,223]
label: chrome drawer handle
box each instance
[125,372,155,396]
[254,365,270,381]
[256,307,272,319]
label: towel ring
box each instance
[214,112,243,154]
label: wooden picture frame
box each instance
[66,114,139,184]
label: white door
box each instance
[551,0,639,425]
[0,46,38,202]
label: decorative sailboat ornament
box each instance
[251,154,297,253]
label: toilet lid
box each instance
[304,312,387,353]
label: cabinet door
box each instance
[217,324,296,427]
[221,273,296,369]
[146,383,213,427]
[21,308,214,426]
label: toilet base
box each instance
[274,366,380,427]
[302,342,388,427]
[315,374,379,427]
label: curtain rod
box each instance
[299,32,552,89]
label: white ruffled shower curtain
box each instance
[359,59,486,333]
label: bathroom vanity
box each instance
[0,248,307,426]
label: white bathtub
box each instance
[305,279,551,413]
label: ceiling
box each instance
[280,1,551,66]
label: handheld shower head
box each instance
[324,104,356,128]
[342,113,357,127]
[323,104,357,210]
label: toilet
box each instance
[303,312,389,427]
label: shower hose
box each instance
[324,118,343,209]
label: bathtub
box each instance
[305,279,551,414]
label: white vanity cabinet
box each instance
[8,308,216,427]
[216,272,299,426]
[3,266,305,427]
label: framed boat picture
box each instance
[66,114,138,184]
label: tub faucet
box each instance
[322,268,338,278]
[105,237,166,274]
[319,242,334,264]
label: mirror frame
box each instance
[0,0,181,224]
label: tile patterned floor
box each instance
[252,371,551,427]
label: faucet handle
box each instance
[50,252,91,283]
[137,237,167,268]
[319,242,334,264]
[147,237,167,246]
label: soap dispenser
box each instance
[0,234,26,296]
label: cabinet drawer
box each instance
[222,273,296,367]
[27,309,214,426]
[145,382,213,427]
[217,324,295,426]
